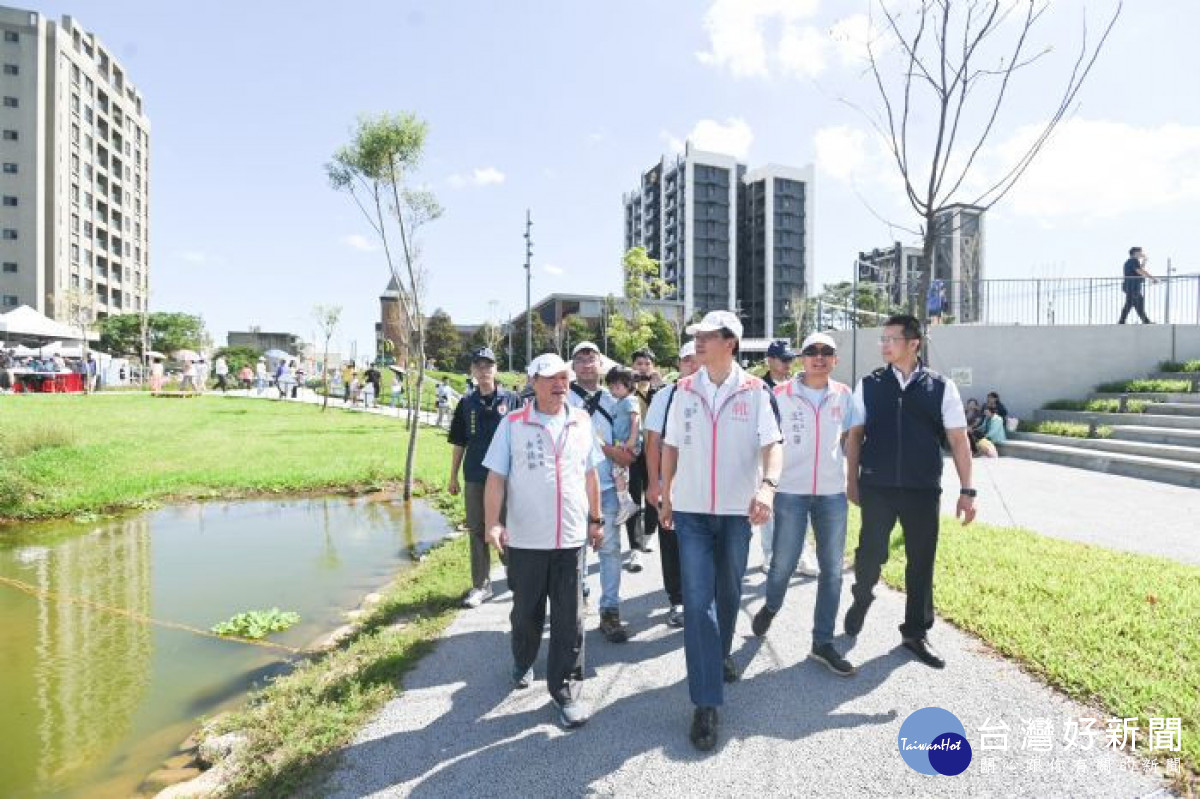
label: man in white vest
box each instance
[749,332,861,677]
[483,353,605,729]
[660,311,783,752]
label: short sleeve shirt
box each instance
[483,406,605,477]
[850,365,967,431]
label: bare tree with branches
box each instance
[312,304,342,412]
[860,0,1122,321]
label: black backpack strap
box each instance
[571,383,614,426]
[662,384,678,434]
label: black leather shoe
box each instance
[844,601,869,636]
[751,606,775,637]
[690,706,718,751]
[722,656,741,683]
[902,636,946,669]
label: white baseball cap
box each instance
[800,332,838,353]
[527,352,575,379]
[685,310,744,340]
[571,340,601,358]
[679,341,696,359]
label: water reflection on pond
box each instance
[0,495,451,798]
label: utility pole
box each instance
[524,209,533,366]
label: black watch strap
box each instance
[588,516,604,525]
[960,488,977,497]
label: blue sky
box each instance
[26,0,1200,356]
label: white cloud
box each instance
[814,125,869,181]
[178,251,210,265]
[663,118,755,160]
[696,0,820,78]
[829,13,879,65]
[543,264,565,276]
[447,166,506,189]
[985,119,1200,220]
[342,234,378,253]
[778,24,827,78]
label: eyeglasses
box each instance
[802,346,836,358]
[879,335,914,345]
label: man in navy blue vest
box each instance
[449,347,521,608]
[843,315,977,669]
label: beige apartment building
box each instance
[0,6,150,322]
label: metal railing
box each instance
[825,274,1200,328]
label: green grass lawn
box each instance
[847,508,1200,786]
[0,394,456,521]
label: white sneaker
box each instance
[627,550,644,573]
[798,551,820,577]
[463,586,491,608]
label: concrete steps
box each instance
[1148,372,1200,386]
[998,439,1200,488]
[1035,409,1200,430]
[1010,432,1200,464]
[1091,392,1200,403]
[1153,402,1200,417]
[1110,425,1200,447]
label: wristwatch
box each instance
[588,515,604,526]
[960,488,977,498]
[761,477,779,489]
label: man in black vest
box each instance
[843,314,976,669]
[449,347,520,609]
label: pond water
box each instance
[0,495,452,798]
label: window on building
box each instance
[3,64,17,75]
[71,213,79,232]
[70,154,79,173]
[83,221,92,237]
[71,183,80,202]
[2,97,18,108]
[72,63,80,83]
[71,93,80,112]
[84,75,93,94]
[2,229,17,240]
[84,106,92,123]
[2,262,16,274]
[71,244,79,263]
[2,295,18,308]
[4,31,18,43]
[3,196,15,207]
[2,130,16,141]
[71,123,79,144]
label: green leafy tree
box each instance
[509,313,553,371]
[424,309,462,371]
[606,247,671,364]
[211,345,261,374]
[98,312,205,356]
[328,111,442,500]
[647,311,679,367]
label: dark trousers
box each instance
[1119,290,1150,324]
[507,546,585,705]
[625,453,657,550]
[658,525,682,606]
[850,485,941,639]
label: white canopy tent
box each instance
[0,305,98,341]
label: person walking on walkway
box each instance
[1119,246,1157,324]
[843,314,977,670]
[483,353,605,729]
[751,333,860,677]
[644,340,697,629]
[761,340,819,578]
[214,356,229,393]
[435,379,457,428]
[449,347,520,609]
[568,341,635,644]
[660,311,783,752]
[627,348,662,560]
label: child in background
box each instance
[604,366,641,525]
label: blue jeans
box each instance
[764,493,848,646]
[674,512,751,708]
[597,488,622,613]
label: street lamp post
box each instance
[524,210,533,366]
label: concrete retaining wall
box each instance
[826,324,1200,419]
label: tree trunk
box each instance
[402,326,425,501]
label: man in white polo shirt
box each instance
[750,332,861,677]
[660,311,783,752]
[483,353,605,729]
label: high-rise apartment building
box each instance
[932,203,984,323]
[0,7,150,321]
[623,143,812,339]
[857,242,926,308]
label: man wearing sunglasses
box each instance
[750,333,860,677]
[843,314,976,670]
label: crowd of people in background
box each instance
[0,348,100,393]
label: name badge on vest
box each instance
[732,399,750,421]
